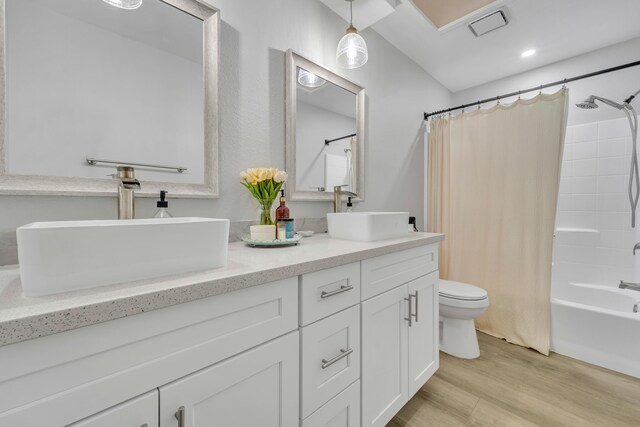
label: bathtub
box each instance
[551,283,640,378]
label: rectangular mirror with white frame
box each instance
[285,49,365,202]
[0,0,219,198]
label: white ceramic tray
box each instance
[242,234,302,248]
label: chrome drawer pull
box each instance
[405,292,419,326]
[321,284,354,299]
[404,296,413,327]
[175,406,185,427]
[321,348,354,369]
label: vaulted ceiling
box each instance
[322,0,640,92]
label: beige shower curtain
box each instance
[427,90,568,355]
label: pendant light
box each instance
[102,0,143,10]
[298,69,326,88]
[336,0,368,69]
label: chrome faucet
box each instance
[114,166,140,219]
[333,185,357,213]
[619,280,640,292]
[634,242,640,255]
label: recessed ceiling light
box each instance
[521,49,536,58]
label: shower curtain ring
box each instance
[518,90,521,100]
[477,101,481,110]
[562,78,567,90]
[539,85,543,95]
[497,95,501,105]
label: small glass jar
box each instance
[277,218,295,240]
[276,222,286,240]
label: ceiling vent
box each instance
[468,9,508,37]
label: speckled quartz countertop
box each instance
[0,232,444,347]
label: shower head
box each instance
[576,98,599,109]
[576,95,599,109]
[576,95,625,110]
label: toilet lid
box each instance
[439,279,488,301]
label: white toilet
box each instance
[439,279,489,359]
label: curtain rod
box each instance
[423,59,640,120]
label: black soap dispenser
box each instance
[346,197,353,213]
[154,190,172,218]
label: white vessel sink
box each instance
[327,212,410,242]
[17,217,230,297]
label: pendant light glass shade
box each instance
[102,0,143,10]
[298,69,326,88]
[336,1,368,69]
[336,29,368,69]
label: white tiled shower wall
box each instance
[553,116,640,297]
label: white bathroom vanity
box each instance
[0,233,443,427]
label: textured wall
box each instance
[0,0,451,238]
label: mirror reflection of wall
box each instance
[285,50,364,202]
[295,67,357,194]
[5,0,205,185]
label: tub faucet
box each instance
[114,166,140,219]
[634,242,640,255]
[333,185,357,213]
[619,280,640,291]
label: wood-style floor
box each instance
[389,332,640,427]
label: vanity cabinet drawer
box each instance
[361,244,438,300]
[301,380,360,427]
[67,390,158,427]
[300,305,360,419]
[299,262,360,326]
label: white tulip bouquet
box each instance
[240,167,289,225]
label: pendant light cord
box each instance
[350,0,353,26]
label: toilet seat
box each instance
[439,293,489,309]
[439,279,488,301]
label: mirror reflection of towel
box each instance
[324,154,349,192]
[350,138,357,194]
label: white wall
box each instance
[452,37,640,127]
[0,0,451,233]
[296,102,354,191]
[6,0,204,184]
